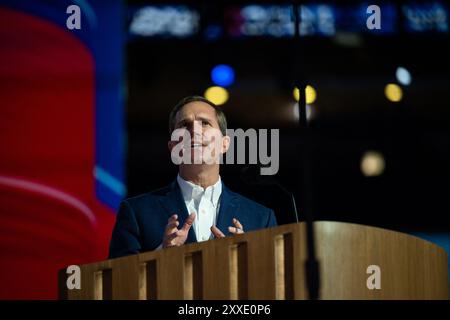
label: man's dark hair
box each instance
[169,95,228,136]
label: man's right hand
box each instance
[162,212,196,248]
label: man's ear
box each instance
[221,135,231,154]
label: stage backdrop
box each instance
[0,0,125,299]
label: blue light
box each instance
[211,64,235,87]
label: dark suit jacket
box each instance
[109,180,277,259]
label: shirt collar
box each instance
[177,174,222,207]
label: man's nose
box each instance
[188,120,203,137]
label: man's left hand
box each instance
[210,218,244,238]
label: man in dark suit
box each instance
[109,96,277,259]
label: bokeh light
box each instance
[204,86,229,105]
[211,64,235,87]
[385,83,403,102]
[293,103,313,121]
[293,85,317,104]
[396,67,412,86]
[361,151,385,177]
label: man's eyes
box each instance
[178,121,211,127]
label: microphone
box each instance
[240,165,299,223]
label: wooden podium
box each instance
[59,221,448,300]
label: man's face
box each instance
[168,101,230,165]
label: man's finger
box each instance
[211,225,225,238]
[168,214,178,223]
[181,212,196,232]
[165,221,179,233]
[232,218,243,231]
[228,226,244,234]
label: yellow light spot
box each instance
[361,151,385,177]
[385,83,403,102]
[293,85,317,104]
[204,86,229,105]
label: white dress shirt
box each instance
[177,174,222,242]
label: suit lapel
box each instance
[216,184,239,236]
[159,181,197,243]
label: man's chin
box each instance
[181,158,220,166]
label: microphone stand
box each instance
[292,1,320,300]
